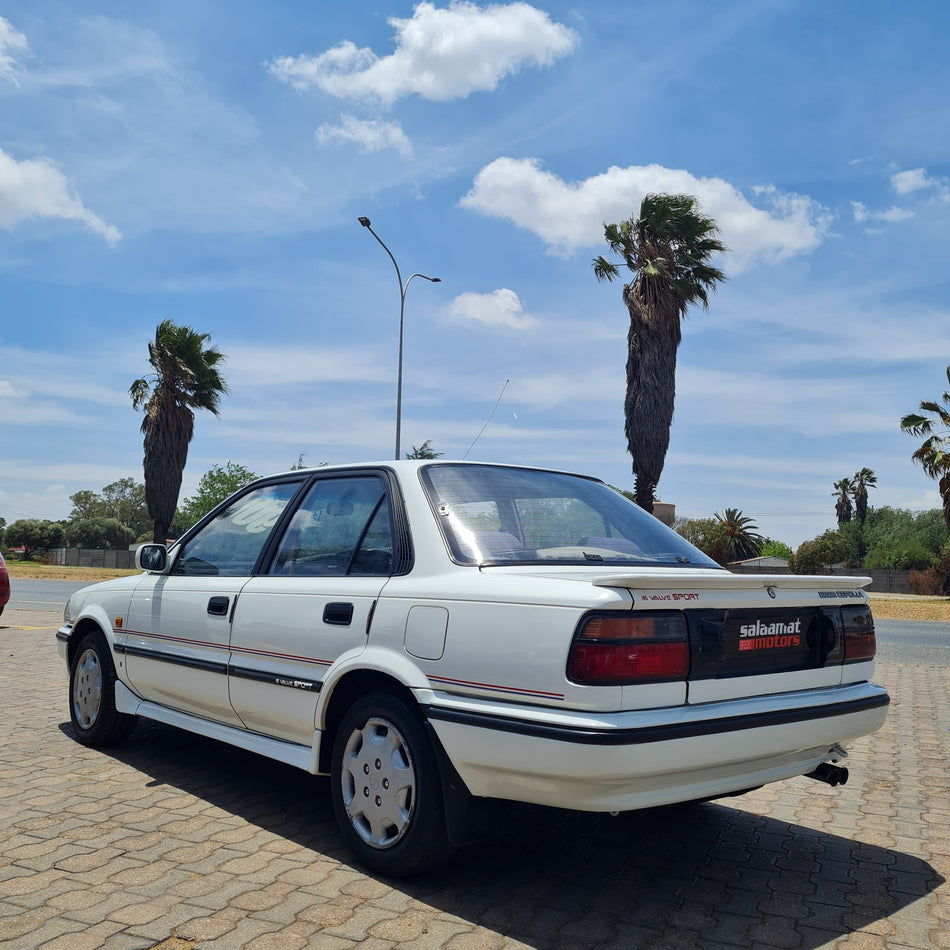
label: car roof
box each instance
[259,459,593,482]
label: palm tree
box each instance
[130,320,228,543]
[852,467,877,525]
[901,365,950,529]
[593,194,727,511]
[832,477,854,525]
[713,507,764,561]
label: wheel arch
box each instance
[66,615,113,669]
[317,669,417,775]
[317,666,489,847]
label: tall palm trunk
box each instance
[143,401,194,543]
[624,287,680,512]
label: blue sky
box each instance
[2,0,949,548]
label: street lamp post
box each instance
[358,216,440,460]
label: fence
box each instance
[48,547,138,570]
[729,563,911,594]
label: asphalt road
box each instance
[6,578,92,611]
[8,578,950,666]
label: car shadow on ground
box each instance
[61,718,943,950]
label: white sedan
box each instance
[59,461,889,875]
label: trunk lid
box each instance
[589,570,872,704]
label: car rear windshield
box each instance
[420,464,720,568]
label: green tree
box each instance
[593,193,727,511]
[852,468,877,525]
[714,508,764,561]
[6,519,66,558]
[0,516,6,547]
[130,320,228,543]
[674,517,730,564]
[862,539,934,571]
[405,440,443,460]
[760,539,793,559]
[846,506,948,569]
[788,530,851,575]
[68,490,103,522]
[901,365,950,529]
[832,477,854,525]
[101,478,150,536]
[69,479,149,537]
[174,461,258,532]
[66,517,135,549]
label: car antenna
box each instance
[463,378,510,460]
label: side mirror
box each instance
[136,544,169,573]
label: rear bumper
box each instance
[423,681,889,811]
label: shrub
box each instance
[909,543,950,595]
[862,539,935,571]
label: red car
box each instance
[0,552,9,617]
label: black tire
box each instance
[69,631,136,747]
[330,691,454,876]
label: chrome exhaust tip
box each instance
[805,762,850,787]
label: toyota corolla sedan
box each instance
[58,461,889,874]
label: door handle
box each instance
[323,602,354,626]
[208,596,230,616]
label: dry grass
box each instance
[6,562,949,622]
[5,562,139,581]
[866,596,950,622]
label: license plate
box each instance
[727,614,809,658]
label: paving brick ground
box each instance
[1,607,948,949]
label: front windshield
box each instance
[421,464,720,569]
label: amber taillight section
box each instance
[567,613,689,685]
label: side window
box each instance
[172,482,302,577]
[270,476,393,577]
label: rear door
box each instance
[228,473,396,745]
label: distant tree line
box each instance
[2,462,258,560]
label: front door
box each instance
[124,479,304,725]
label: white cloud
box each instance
[891,168,933,195]
[266,1,578,106]
[0,16,28,86]
[316,115,412,155]
[447,288,537,330]
[851,201,913,224]
[226,343,390,386]
[889,166,950,205]
[460,158,830,267]
[0,148,121,243]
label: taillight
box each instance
[842,605,876,662]
[567,613,688,685]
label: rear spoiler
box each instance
[591,573,871,592]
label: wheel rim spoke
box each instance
[341,716,416,849]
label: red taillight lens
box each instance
[567,614,688,685]
[842,606,876,662]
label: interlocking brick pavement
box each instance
[1,607,948,949]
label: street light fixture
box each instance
[358,216,441,460]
